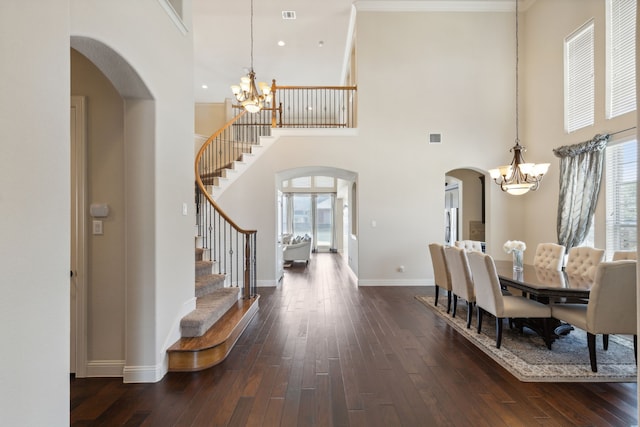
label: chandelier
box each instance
[230,0,271,113]
[489,0,549,196]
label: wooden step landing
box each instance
[167,295,259,372]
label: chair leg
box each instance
[542,318,552,350]
[466,301,473,329]
[452,295,458,318]
[603,334,609,351]
[476,306,483,333]
[434,285,440,307]
[634,335,637,365]
[587,332,598,372]
[496,317,503,349]
[446,291,452,314]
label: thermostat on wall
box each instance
[90,203,109,218]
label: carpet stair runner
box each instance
[167,247,259,371]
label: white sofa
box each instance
[282,234,313,264]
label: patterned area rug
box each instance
[415,295,637,382]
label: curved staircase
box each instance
[166,246,259,372]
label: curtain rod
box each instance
[607,126,636,137]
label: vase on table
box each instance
[512,249,524,272]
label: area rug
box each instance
[415,295,637,382]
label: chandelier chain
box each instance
[515,0,519,145]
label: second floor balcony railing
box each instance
[233,81,358,130]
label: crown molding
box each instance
[354,0,536,13]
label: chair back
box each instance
[454,240,484,252]
[565,246,605,280]
[587,260,637,334]
[533,243,566,270]
[443,246,475,302]
[467,251,503,317]
[612,250,637,261]
[429,243,451,291]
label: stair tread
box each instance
[195,273,225,298]
[180,287,240,337]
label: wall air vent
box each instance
[429,133,442,144]
[282,11,296,20]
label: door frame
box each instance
[71,96,88,377]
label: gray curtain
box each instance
[553,133,610,250]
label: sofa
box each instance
[282,234,313,264]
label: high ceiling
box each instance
[192,0,520,103]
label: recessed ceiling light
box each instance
[282,11,296,20]
[318,41,324,48]
[201,84,208,89]
[278,40,286,47]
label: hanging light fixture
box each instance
[230,0,271,113]
[489,0,549,196]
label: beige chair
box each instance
[429,243,453,313]
[467,251,552,349]
[565,246,605,281]
[533,243,566,270]
[551,260,637,372]
[454,240,484,253]
[444,246,475,328]
[613,250,637,261]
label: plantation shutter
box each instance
[607,0,637,118]
[565,21,594,133]
[605,139,637,259]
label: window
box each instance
[605,139,637,259]
[565,20,595,133]
[606,0,637,118]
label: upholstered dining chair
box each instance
[467,251,552,349]
[533,243,566,270]
[454,240,484,253]
[443,246,475,328]
[564,246,605,281]
[613,250,637,261]
[429,243,452,313]
[551,260,637,372]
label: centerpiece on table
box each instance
[503,240,526,271]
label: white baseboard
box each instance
[357,279,434,286]
[123,362,166,383]
[86,359,125,377]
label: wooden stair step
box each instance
[168,295,260,372]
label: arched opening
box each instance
[275,166,358,278]
[69,37,154,378]
[445,168,486,249]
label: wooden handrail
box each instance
[194,110,257,235]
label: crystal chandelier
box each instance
[230,0,271,113]
[489,0,549,196]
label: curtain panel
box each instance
[553,134,610,250]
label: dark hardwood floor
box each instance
[71,253,638,426]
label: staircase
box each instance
[167,247,259,372]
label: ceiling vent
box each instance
[282,11,296,20]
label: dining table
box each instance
[494,260,595,348]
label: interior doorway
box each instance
[445,168,486,247]
[70,96,87,377]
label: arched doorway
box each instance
[445,168,486,248]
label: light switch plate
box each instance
[92,220,103,235]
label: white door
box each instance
[70,96,87,376]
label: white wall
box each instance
[522,0,637,263]
[0,2,71,426]
[217,10,519,285]
[70,0,196,382]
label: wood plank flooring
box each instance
[71,253,638,426]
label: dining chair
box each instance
[454,240,484,253]
[612,250,637,261]
[564,246,605,281]
[429,243,453,313]
[551,260,637,372]
[467,251,552,349]
[443,246,475,328]
[533,243,566,270]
